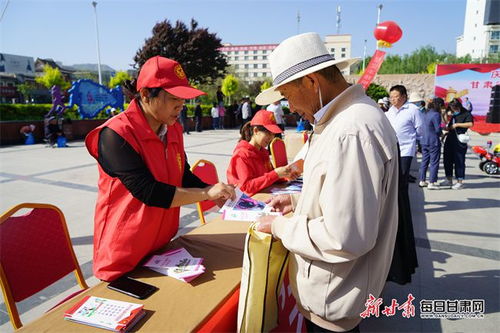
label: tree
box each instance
[366,83,388,102]
[109,71,132,88]
[260,80,272,92]
[221,74,239,103]
[17,82,37,102]
[35,65,70,90]
[134,19,227,85]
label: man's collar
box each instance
[313,98,335,124]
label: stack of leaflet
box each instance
[144,248,205,283]
[270,179,303,195]
[64,296,145,332]
[219,188,282,222]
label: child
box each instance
[227,110,298,196]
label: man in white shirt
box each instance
[266,100,285,132]
[241,97,252,124]
[386,85,423,186]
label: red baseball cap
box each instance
[136,56,206,99]
[250,110,283,133]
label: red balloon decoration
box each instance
[374,21,403,48]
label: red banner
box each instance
[358,50,386,89]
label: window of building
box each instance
[245,56,249,60]
[235,64,239,69]
[253,56,258,60]
[262,63,267,68]
[257,72,262,77]
[254,64,258,68]
[341,53,346,58]
[492,31,500,40]
[341,47,346,52]
[330,48,335,52]
[263,72,267,77]
[253,73,258,77]
[245,64,249,69]
[490,45,499,53]
[263,56,267,60]
[235,56,239,60]
[244,51,248,54]
[253,50,257,54]
[234,51,239,55]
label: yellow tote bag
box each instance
[237,222,289,333]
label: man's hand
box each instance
[265,194,293,215]
[256,215,277,234]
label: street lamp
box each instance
[376,4,383,50]
[91,1,103,85]
[363,39,367,72]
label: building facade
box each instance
[456,0,500,59]
[219,34,353,83]
[324,34,352,75]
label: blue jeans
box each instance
[419,144,440,183]
[212,117,219,129]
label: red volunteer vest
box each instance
[86,100,185,281]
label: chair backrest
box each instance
[0,203,88,329]
[190,160,219,224]
[270,137,288,168]
[302,131,309,143]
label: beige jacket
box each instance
[272,84,399,331]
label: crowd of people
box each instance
[78,32,477,333]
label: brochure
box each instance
[64,296,145,332]
[219,188,281,221]
[144,247,205,282]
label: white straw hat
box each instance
[255,32,360,105]
[408,92,424,103]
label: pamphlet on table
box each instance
[270,178,303,195]
[64,295,145,332]
[144,247,205,282]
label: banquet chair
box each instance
[270,137,288,168]
[191,159,219,225]
[0,203,88,329]
[302,131,309,143]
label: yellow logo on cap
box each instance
[174,64,186,79]
[269,113,276,123]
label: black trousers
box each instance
[443,134,467,180]
[305,319,360,333]
[400,156,413,189]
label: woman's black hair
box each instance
[240,122,270,142]
[449,98,467,113]
[122,79,162,100]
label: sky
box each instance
[0,0,467,71]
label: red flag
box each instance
[358,50,386,89]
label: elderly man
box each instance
[256,33,399,332]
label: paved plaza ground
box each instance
[0,128,498,332]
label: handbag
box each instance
[237,222,289,333]
[458,133,471,144]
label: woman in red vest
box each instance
[226,110,298,196]
[86,56,235,281]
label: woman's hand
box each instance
[276,165,300,179]
[206,183,236,202]
[265,194,293,215]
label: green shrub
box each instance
[366,83,389,102]
[0,103,214,121]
